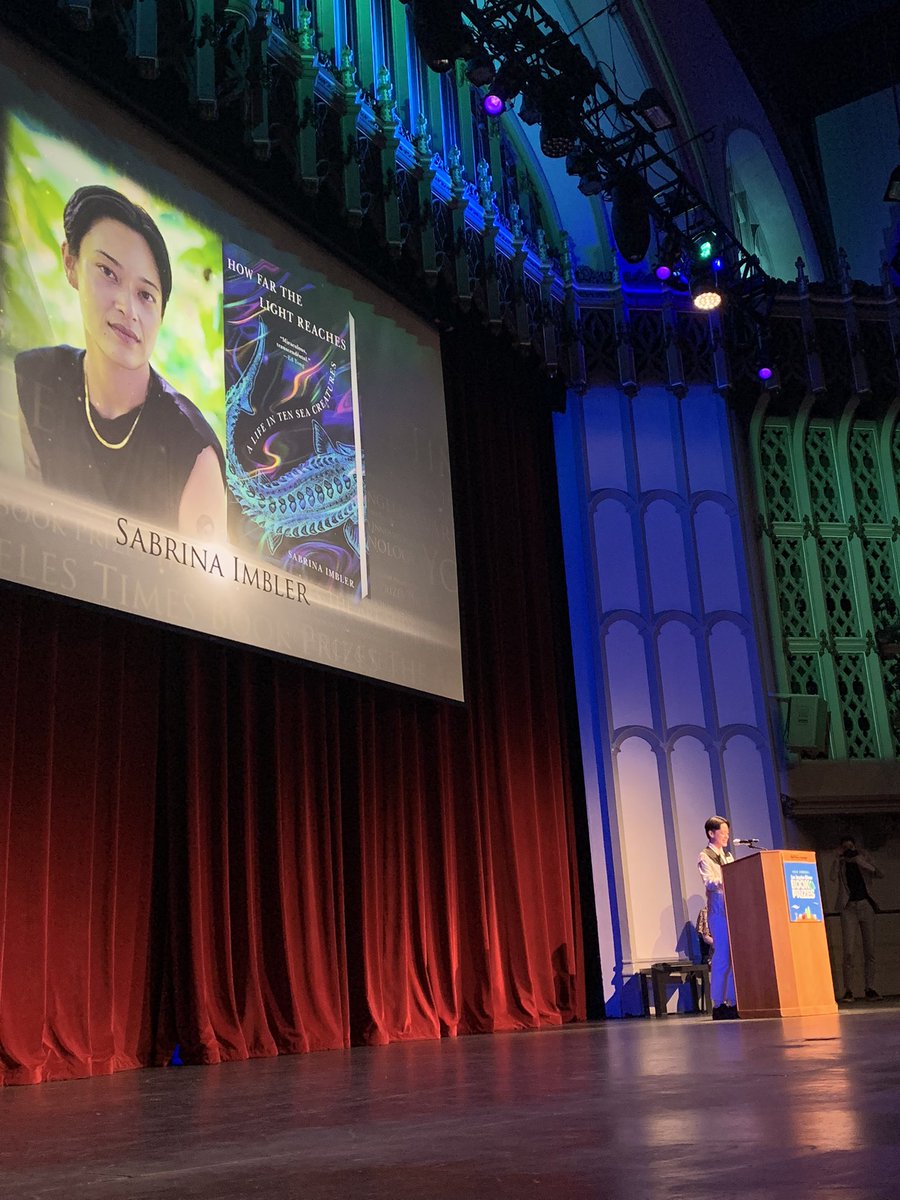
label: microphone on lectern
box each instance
[733,838,760,846]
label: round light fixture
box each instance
[540,118,576,159]
[692,281,722,310]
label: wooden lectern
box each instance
[723,849,837,1019]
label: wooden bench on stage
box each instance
[638,962,711,1017]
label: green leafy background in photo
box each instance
[1,110,225,450]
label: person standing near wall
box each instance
[831,836,884,1002]
[698,816,738,1020]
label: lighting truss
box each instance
[453,0,773,318]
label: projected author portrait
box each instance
[14,184,226,538]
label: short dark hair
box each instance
[840,835,856,848]
[63,185,172,313]
[705,815,730,838]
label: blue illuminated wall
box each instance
[555,379,784,1015]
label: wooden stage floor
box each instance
[2,1007,899,1199]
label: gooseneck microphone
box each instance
[733,838,760,845]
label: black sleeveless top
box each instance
[16,346,225,529]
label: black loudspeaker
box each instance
[611,170,651,264]
[786,694,829,755]
[409,1,473,73]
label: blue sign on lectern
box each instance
[783,861,824,923]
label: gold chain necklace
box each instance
[84,369,147,451]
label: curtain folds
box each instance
[0,596,160,1085]
[0,329,591,1086]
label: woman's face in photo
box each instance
[63,217,164,371]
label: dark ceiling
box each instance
[707,0,899,126]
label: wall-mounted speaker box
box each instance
[786,694,829,754]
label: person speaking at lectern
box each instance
[698,815,738,1020]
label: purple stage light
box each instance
[655,264,672,281]
[758,366,773,381]
[483,93,505,116]
[712,256,723,271]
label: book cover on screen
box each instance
[223,243,367,596]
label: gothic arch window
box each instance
[722,734,771,840]
[669,734,717,910]
[726,129,805,281]
[708,619,757,729]
[644,499,691,615]
[693,499,742,615]
[604,620,654,731]
[593,496,641,615]
[657,619,705,730]
[614,735,673,961]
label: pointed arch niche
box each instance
[604,620,653,731]
[709,620,757,728]
[669,734,716,915]
[657,620,705,730]
[593,497,641,615]
[614,736,673,962]
[726,129,805,281]
[694,500,741,614]
[644,499,691,614]
[722,734,771,844]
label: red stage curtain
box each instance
[0,329,590,1085]
[0,594,161,1085]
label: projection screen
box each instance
[0,33,464,701]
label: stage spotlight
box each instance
[611,169,651,264]
[483,61,521,115]
[409,1,473,74]
[634,87,676,132]
[465,51,495,89]
[757,365,773,381]
[692,232,722,269]
[540,110,577,158]
[564,146,592,176]
[654,232,683,283]
[884,166,900,203]
[565,147,604,196]
[691,271,722,310]
[517,91,542,127]
[577,171,604,197]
